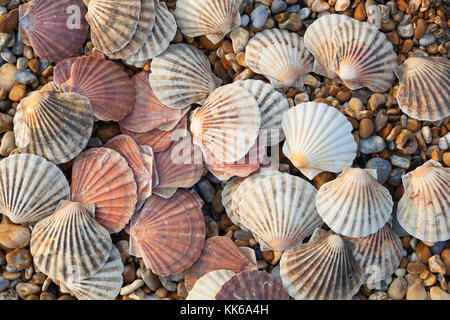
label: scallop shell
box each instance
[331,18,397,92]
[316,168,393,238]
[221,176,245,226]
[350,223,403,284]
[282,102,357,180]
[215,270,289,300]
[30,201,112,283]
[175,0,242,44]
[186,269,236,300]
[149,43,222,110]
[130,190,205,276]
[245,29,313,88]
[137,145,155,207]
[395,54,450,121]
[124,1,177,64]
[304,14,351,79]
[237,173,323,251]
[54,58,76,90]
[280,229,363,300]
[65,245,124,300]
[65,56,136,121]
[71,147,138,233]
[397,160,450,242]
[235,80,289,146]
[152,187,177,199]
[106,0,156,59]
[86,0,141,55]
[184,236,258,292]
[13,91,94,164]
[19,0,89,62]
[190,84,261,163]
[0,154,70,224]
[119,72,183,133]
[104,135,152,198]
[153,138,203,189]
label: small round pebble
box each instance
[251,7,268,28]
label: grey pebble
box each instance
[169,271,184,282]
[11,40,24,56]
[0,33,11,52]
[287,4,300,13]
[419,33,435,46]
[141,268,161,291]
[0,288,18,300]
[240,14,250,27]
[430,241,446,255]
[251,7,268,28]
[13,69,37,85]
[298,7,312,20]
[366,157,392,185]
[397,24,414,38]
[197,179,215,203]
[159,276,178,292]
[1,49,16,64]
[0,276,8,292]
[390,154,411,169]
[271,0,287,14]
[360,136,385,154]
[388,168,405,186]
[16,57,28,70]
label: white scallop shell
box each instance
[0,154,69,224]
[186,269,235,300]
[397,160,450,242]
[316,168,393,238]
[282,102,357,180]
[245,28,313,88]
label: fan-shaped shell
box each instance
[350,223,403,284]
[397,160,450,242]
[184,236,258,292]
[86,0,141,55]
[153,138,203,189]
[245,29,313,88]
[215,270,289,300]
[316,168,393,238]
[30,201,112,283]
[130,190,206,276]
[221,176,245,226]
[104,135,152,198]
[304,14,352,79]
[282,102,357,180]
[0,154,69,224]
[149,43,222,110]
[235,80,289,146]
[19,0,89,62]
[124,1,177,65]
[237,173,323,251]
[280,229,363,300]
[190,84,261,163]
[175,0,242,44]
[119,72,183,133]
[186,269,236,300]
[331,18,397,92]
[395,54,450,121]
[54,58,76,90]
[65,245,124,300]
[137,145,155,207]
[106,0,156,59]
[65,56,136,121]
[13,91,94,164]
[71,147,138,233]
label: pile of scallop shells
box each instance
[0,0,449,300]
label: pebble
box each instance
[429,242,446,256]
[421,126,432,144]
[359,118,375,139]
[120,279,144,296]
[311,0,329,13]
[0,223,30,248]
[360,136,385,154]
[369,292,388,300]
[0,288,18,300]
[251,7,268,28]
[15,282,40,299]
[365,158,391,184]
[159,276,177,292]
[0,276,8,292]
[415,242,431,264]
[407,260,427,274]
[230,27,249,53]
[397,23,414,38]
[141,267,161,291]
[13,69,37,84]
[406,282,428,300]
[430,287,450,300]
[414,18,427,39]
[169,271,184,282]
[279,12,302,31]
[394,268,406,278]
[441,249,450,275]
[388,168,405,186]
[8,83,26,101]
[419,33,435,46]
[6,248,32,269]
[240,14,250,27]
[298,7,311,20]
[0,62,16,91]
[0,9,18,34]
[197,179,215,203]
[234,230,253,241]
[428,255,446,274]
[0,48,15,63]
[390,154,411,169]
[271,0,287,14]
[287,4,300,13]
[335,0,350,12]
[0,130,15,156]
[387,277,407,300]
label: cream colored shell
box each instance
[186,269,235,300]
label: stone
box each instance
[0,288,18,300]
[395,130,417,154]
[419,33,435,46]
[0,130,13,156]
[0,9,18,33]
[311,0,329,13]
[303,74,319,87]
[407,260,426,274]
[423,274,436,287]
[421,126,432,143]
[430,286,450,300]
[197,179,215,203]
[159,276,177,292]
[0,62,16,91]
[397,23,414,38]
[0,223,30,248]
[96,124,120,142]
[415,242,432,264]
[240,14,250,27]
[387,277,407,300]
[428,255,446,274]
[234,230,253,241]
[6,248,32,269]
[298,7,311,20]
[368,292,388,300]
[406,282,428,300]
[287,4,300,13]
[0,48,15,64]
[414,18,427,39]
[15,282,40,299]
[0,276,8,292]
[279,12,302,31]
[230,27,249,53]
[390,154,411,169]
[354,1,367,21]
[394,268,407,278]
[16,57,27,70]
[335,0,350,12]
[141,267,161,291]
[122,264,136,284]
[444,153,450,167]
[360,135,385,154]
[441,249,450,275]
[120,279,144,296]
[8,82,25,101]
[429,242,446,256]
[366,157,391,184]
[13,69,37,84]
[359,118,374,139]
[271,0,287,14]
[251,7,268,28]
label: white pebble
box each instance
[410,237,418,249]
[120,279,144,296]
[395,268,407,277]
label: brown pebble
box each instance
[407,260,427,274]
[414,19,427,39]
[199,35,223,51]
[359,118,375,139]
[406,282,428,300]
[311,171,335,189]
[354,1,366,20]
[96,124,121,143]
[0,223,30,249]
[6,248,32,269]
[8,83,26,102]
[0,9,18,33]
[415,242,432,264]
[28,59,40,74]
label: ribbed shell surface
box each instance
[237,173,323,251]
[315,168,393,238]
[70,147,138,233]
[186,269,235,300]
[395,55,450,121]
[245,29,313,88]
[397,160,450,242]
[54,58,76,90]
[30,201,112,283]
[0,154,69,224]
[13,91,94,164]
[280,230,363,300]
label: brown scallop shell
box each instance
[71,147,138,233]
[19,0,89,62]
[65,56,136,121]
[104,135,152,198]
[130,190,205,276]
[184,236,258,292]
[215,270,289,300]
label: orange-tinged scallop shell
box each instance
[19,0,89,62]
[13,91,94,164]
[119,72,184,133]
[54,58,76,91]
[130,190,206,276]
[137,145,155,208]
[104,135,152,199]
[65,56,136,121]
[71,147,138,233]
[184,236,258,292]
[215,270,289,300]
